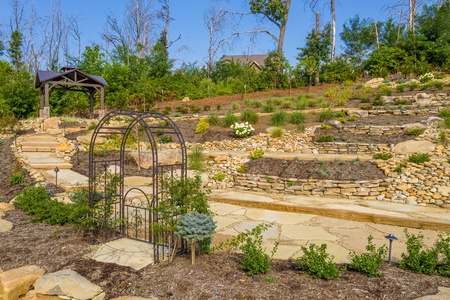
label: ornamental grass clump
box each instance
[231,122,255,138]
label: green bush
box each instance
[296,243,344,279]
[408,153,430,164]
[159,135,173,144]
[281,101,291,109]
[262,104,275,113]
[270,127,284,138]
[195,119,210,134]
[223,111,238,127]
[240,109,260,124]
[14,186,89,226]
[439,109,450,118]
[318,109,335,122]
[251,100,262,108]
[295,99,307,110]
[405,128,424,136]
[206,113,221,126]
[372,99,385,106]
[400,229,439,275]
[436,233,450,276]
[270,111,288,126]
[289,112,306,125]
[188,145,205,171]
[372,152,393,160]
[317,135,334,142]
[211,223,278,276]
[9,165,25,185]
[213,172,226,181]
[249,148,264,160]
[349,235,388,277]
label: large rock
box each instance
[130,149,182,168]
[124,176,153,186]
[76,132,106,145]
[34,269,103,300]
[43,117,60,130]
[0,203,15,212]
[0,219,12,232]
[403,123,426,132]
[56,141,73,152]
[350,110,368,118]
[365,78,384,88]
[393,140,436,155]
[0,265,45,300]
[427,116,444,127]
[22,290,61,300]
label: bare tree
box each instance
[306,0,336,62]
[43,0,69,70]
[385,0,430,33]
[68,16,82,62]
[103,0,156,61]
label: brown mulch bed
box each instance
[246,157,387,181]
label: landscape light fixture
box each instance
[62,123,67,136]
[13,132,17,148]
[42,119,45,132]
[385,233,398,263]
[54,167,60,187]
[75,145,80,166]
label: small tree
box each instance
[176,211,216,265]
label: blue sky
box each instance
[0,0,397,67]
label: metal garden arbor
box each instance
[88,111,187,263]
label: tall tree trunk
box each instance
[408,0,416,33]
[315,12,320,86]
[331,0,336,62]
[277,0,291,55]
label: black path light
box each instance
[42,119,45,132]
[75,145,80,166]
[54,167,60,188]
[62,123,67,136]
[13,132,17,148]
[385,234,398,263]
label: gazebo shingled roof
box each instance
[35,67,108,119]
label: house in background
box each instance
[221,54,268,71]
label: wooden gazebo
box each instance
[35,66,108,119]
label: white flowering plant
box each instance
[419,72,434,83]
[230,122,255,138]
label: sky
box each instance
[0,0,399,68]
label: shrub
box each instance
[270,111,288,126]
[349,235,388,277]
[249,148,264,160]
[405,128,424,136]
[400,229,439,275]
[223,112,238,127]
[176,211,216,265]
[213,172,226,181]
[439,109,450,118]
[175,105,189,114]
[240,109,260,124]
[296,243,344,279]
[206,113,221,126]
[211,223,279,276]
[317,135,334,142]
[320,124,332,130]
[372,99,385,106]
[396,85,406,92]
[270,127,284,138]
[237,163,248,173]
[419,72,434,83]
[231,102,240,110]
[195,119,210,134]
[318,109,335,122]
[436,233,450,276]
[162,106,172,115]
[295,99,307,110]
[159,135,173,144]
[281,101,291,109]
[408,82,419,91]
[408,153,430,164]
[9,164,25,185]
[251,100,262,108]
[231,122,255,138]
[289,112,306,125]
[188,145,205,171]
[262,104,275,113]
[373,152,393,160]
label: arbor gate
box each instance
[88,111,187,263]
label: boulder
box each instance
[22,290,61,300]
[76,132,106,145]
[403,123,426,132]
[350,110,368,118]
[427,116,444,126]
[0,209,4,219]
[214,155,229,163]
[124,176,153,186]
[43,117,60,130]
[365,78,384,88]
[181,97,190,102]
[393,140,436,155]
[0,203,15,212]
[0,219,13,232]
[34,269,103,300]
[130,149,182,168]
[0,265,45,300]
[56,141,73,152]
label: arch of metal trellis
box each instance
[88,111,187,263]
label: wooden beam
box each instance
[47,80,103,88]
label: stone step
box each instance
[23,152,73,170]
[22,145,59,152]
[41,169,88,192]
[30,161,73,169]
